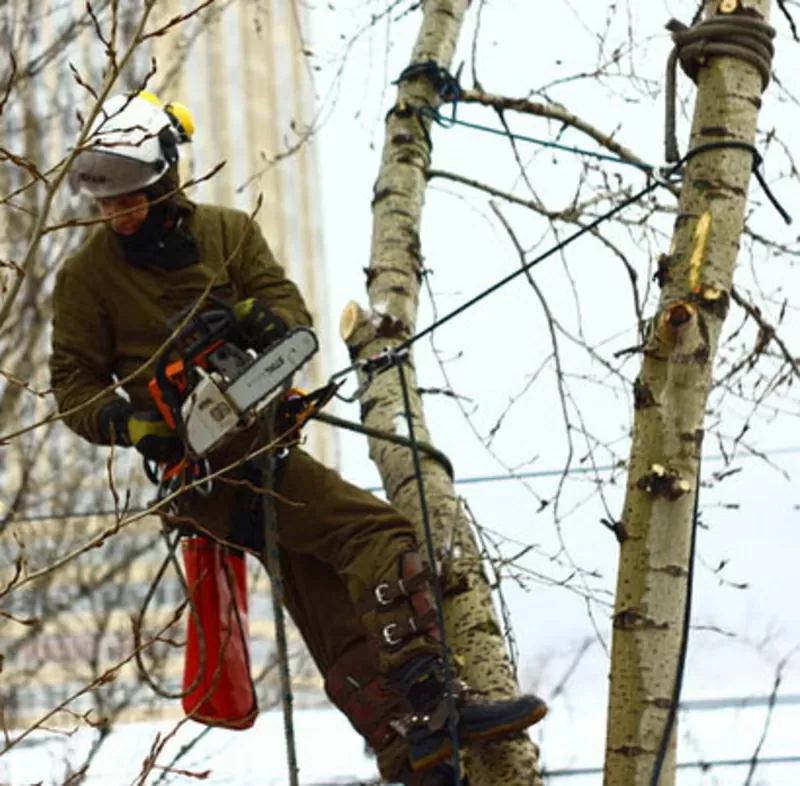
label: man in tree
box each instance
[49,92,547,785]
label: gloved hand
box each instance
[233,297,287,351]
[126,410,184,463]
[99,400,183,463]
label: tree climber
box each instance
[49,91,547,785]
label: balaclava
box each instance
[116,164,199,271]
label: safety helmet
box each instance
[69,92,193,199]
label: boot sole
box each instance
[463,700,548,743]
[409,701,549,772]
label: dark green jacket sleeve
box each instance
[235,214,313,330]
[49,264,125,444]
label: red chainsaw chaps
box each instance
[181,536,258,729]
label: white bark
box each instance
[604,2,775,784]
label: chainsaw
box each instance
[147,297,318,485]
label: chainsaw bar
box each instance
[226,326,318,412]
[180,326,319,457]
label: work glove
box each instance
[233,297,287,351]
[99,401,183,463]
[126,411,184,463]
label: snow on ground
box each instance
[1,708,378,786]
[3,700,799,785]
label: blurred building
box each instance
[0,0,332,730]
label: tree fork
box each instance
[604,1,776,785]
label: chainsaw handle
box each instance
[154,295,239,439]
[167,295,237,360]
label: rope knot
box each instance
[393,60,462,104]
[667,14,775,90]
[664,10,776,163]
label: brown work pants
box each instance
[263,448,439,780]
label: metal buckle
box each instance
[382,623,402,647]
[330,347,409,403]
[374,583,394,606]
[195,457,213,497]
[652,163,683,189]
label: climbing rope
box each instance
[134,527,207,700]
[665,14,776,163]
[258,415,300,786]
[264,510,299,786]
[662,12,788,225]
[313,410,454,479]
[395,354,463,786]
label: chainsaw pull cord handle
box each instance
[145,456,214,499]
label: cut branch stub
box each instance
[613,608,669,631]
[636,464,692,501]
[693,285,730,319]
[340,300,375,360]
[340,300,409,360]
[645,301,710,364]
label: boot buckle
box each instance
[375,582,394,606]
[382,623,402,647]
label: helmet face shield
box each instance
[69,148,167,199]
[69,94,177,199]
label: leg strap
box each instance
[358,565,433,614]
[381,608,439,648]
[363,552,442,652]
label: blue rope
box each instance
[393,60,657,173]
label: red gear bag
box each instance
[181,536,258,729]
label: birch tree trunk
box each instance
[604,1,775,784]
[340,2,543,784]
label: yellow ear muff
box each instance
[137,90,163,107]
[165,101,195,141]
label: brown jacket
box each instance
[50,203,313,445]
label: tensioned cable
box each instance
[12,444,800,523]
[396,357,463,785]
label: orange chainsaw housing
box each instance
[181,536,258,729]
[148,340,224,429]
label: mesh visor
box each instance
[68,148,165,199]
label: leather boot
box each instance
[390,654,547,772]
[364,552,547,773]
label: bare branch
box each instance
[140,0,218,41]
[0,51,17,116]
[730,286,799,378]
[0,604,188,755]
[457,88,671,189]
[777,0,799,41]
